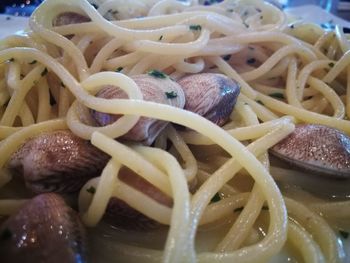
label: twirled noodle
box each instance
[0,0,350,262]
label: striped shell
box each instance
[177,73,240,126]
[8,130,109,193]
[0,193,86,263]
[270,124,350,179]
[91,74,185,145]
[106,167,173,230]
[53,12,90,27]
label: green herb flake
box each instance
[246,58,256,64]
[165,91,177,99]
[86,186,96,194]
[262,206,269,211]
[29,60,37,65]
[211,193,221,203]
[328,62,335,68]
[1,228,12,240]
[41,68,48,77]
[116,67,123,72]
[234,207,244,213]
[148,69,167,79]
[256,100,264,105]
[339,230,349,239]
[269,93,285,99]
[159,35,163,41]
[189,24,202,31]
[223,54,231,61]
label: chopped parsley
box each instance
[234,207,244,213]
[86,186,96,194]
[246,58,256,64]
[165,91,177,99]
[223,54,231,61]
[41,68,48,77]
[29,60,37,65]
[116,67,123,72]
[211,192,221,203]
[339,230,349,239]
[159,35,163,41]
[328,62,335,68]
[148,69,167,79]
[189,24,202,31]
[269,93,285,99]
[1,228,12,240]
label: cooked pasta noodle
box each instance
[0,0,350,262]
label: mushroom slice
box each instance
[0,193,86,263]
[270,124,350,179]
[91,74,185,145]
[177,73,240,126]
[53,12,90,27]
[9,130,109,193]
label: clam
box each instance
[270,124,350,179]
[106,167,172,230]
[91,73,185,145]
[53,12,90,27]
[9,130,110,193]
[105,167,198,230]
[0,193,86,263]
[177,73,240,126]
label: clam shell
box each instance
[9,130,109,193]
[177,73,240,126]
[53,12,90,27]
[270,124,350,179]
[91,74,185,145]
[0,193,86,263]
[106,167,173,230]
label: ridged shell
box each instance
[270,124,350,179]
[53,12,90,27]
[177,73,240,126]
[106,167,173,230]
[91,74,185,145]
[9,130,110,193]
[0,193,86,263]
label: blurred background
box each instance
[0,0,349,20]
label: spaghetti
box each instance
[0,0,349,262]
